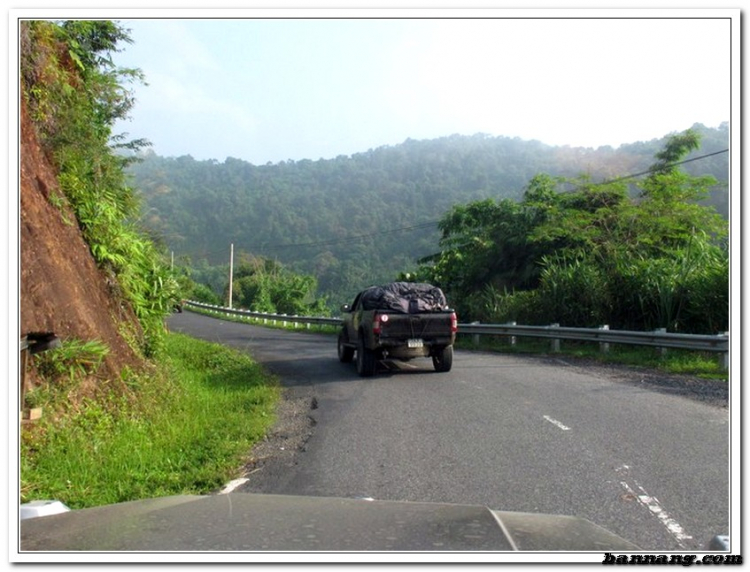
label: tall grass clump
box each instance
[21,333,280,509]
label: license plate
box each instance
[407,339,424,348]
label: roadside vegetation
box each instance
[21,20,179,357]
[407,130,728,336]
[21,333,280,509]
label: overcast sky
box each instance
[109,11,733,165]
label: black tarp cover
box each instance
[360,282,448,313]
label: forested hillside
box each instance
[126,124,728,308]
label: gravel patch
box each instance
[234,389,318,494]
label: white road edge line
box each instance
[543,415,571,431]
[619,480,693,548]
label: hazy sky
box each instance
[106,12,733,165]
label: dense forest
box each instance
[126,124,729,311]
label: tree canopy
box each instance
[412,130,728,333]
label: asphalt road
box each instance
[168,311,730,552]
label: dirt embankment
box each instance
[20,99,146,388]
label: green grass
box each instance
[455,334,728,381]
[21,333,280,509]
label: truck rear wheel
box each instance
[432,345,453,373]
[356,332,376,377]
[338,331,355,363]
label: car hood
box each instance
[20,492,639,552]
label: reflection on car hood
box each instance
[20,493,639,552]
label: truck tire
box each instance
[432,345,453,373]
[338,331,355,363]
[356,332,376,377]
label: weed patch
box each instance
[21,333,279,509]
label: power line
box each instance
[598,148,729,186]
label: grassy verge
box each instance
[455,334,728,381]
[20,333,280,509]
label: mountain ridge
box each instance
[126,125,729,306]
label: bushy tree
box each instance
[415,130,728,333]
[228,253,328,315]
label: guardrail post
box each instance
[471,322,480,346]
[719,332,729,370]
[599,325,610,354]
[655,328,667,358]
[506,322,517,346]
[550,323,560,352]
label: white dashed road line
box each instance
[543,415,571,431]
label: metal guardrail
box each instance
[185,301,342,328]
[184,301,729,368]
[458,322,729,353]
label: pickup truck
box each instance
[337,282,457,377]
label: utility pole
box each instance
[228,243,234,309]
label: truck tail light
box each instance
[450,312,458,333]
[373,313,389,335]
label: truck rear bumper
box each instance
[377,337,454,359]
